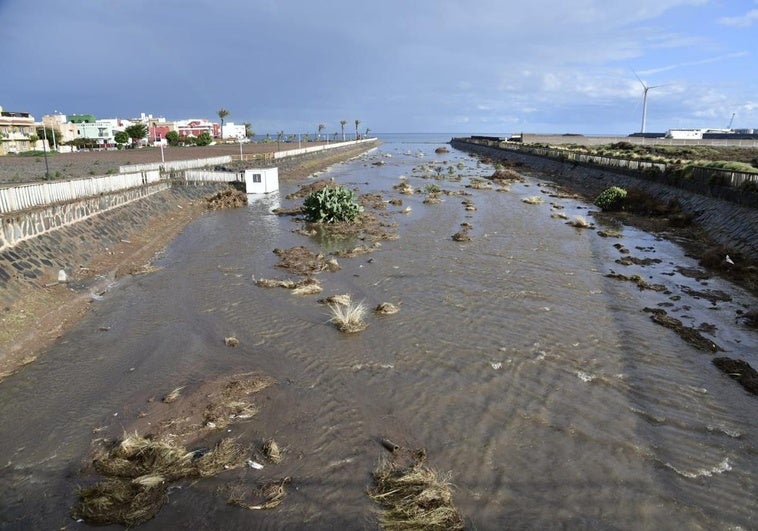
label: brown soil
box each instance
[0,142,327,184]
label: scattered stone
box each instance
[645,309,722,352]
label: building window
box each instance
[252,174,262,183]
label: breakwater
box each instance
[451,137,758,261]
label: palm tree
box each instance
[217,108,230,138]
[340,120,347,141]
[365,127,371,137]
[318,123,325,140]
[244,123,254,139]
[354,119,361,140]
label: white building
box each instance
[244,168,279,194]
[222,122,247,140]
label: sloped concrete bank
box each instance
[452,138,758,261]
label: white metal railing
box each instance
[119,156,232,173]
[183,170,242,183]
[0,171,160,214]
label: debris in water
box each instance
[712,357,758,395]
[374,302,400,315]
[224,336,240,347]
[227,477,290,510]
[162,386,185,403]
[369,447,464,530]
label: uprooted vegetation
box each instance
[272,246,340,275]
[369,446,464,530]
[328,296,369,333]
[205,187,248,210]
[72,373,276,526]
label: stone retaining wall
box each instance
[452,138,758,261]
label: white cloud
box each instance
[718,9,758,27]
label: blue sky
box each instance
[1,0,756,136]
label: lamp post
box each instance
[41,124,50,180]
[239,137,243,160]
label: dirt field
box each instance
[0,141,330,184]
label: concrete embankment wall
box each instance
[452,138,758,261]
[0,184,220,307]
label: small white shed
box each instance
[244,168,279,194]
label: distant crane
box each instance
[727,112,736,130]
[634,71,663,134]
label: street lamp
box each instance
[41,124,50,180]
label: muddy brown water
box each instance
[0,143,756,530]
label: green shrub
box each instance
[302,185,363,223]
[594,186,627,211]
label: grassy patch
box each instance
[369,448,464,530]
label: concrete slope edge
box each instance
[451,138,758,262]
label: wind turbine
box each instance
[633,71,662,134]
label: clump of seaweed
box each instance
[329,299,368,333]
[369,448,464,530]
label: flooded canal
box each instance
[0,141,756,529]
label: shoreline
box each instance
[0,144,375,381]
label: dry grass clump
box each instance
[393,182,415,195]
[490,167,525,183]
[73,435,247,526]
[452,228,472,242]
[521,195,545,205]
[255,276,322,295]
[374,302,400,315]
[423,194,442,205]
[329,299,368,333]
[291,278,323,296]
[319,293,352,306]
[162,386,184,404]
[224,336,240,347]
[369,450,464,530]
[227,477,291,511]
[566,215,594,229]
[332,243,381,257]
[205,188,248,210]
[262,439,284,464]
[466,178,492,190]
